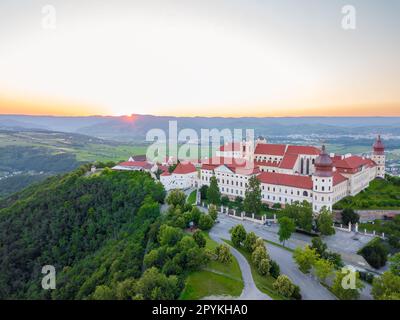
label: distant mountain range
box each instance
[1,114,400,142]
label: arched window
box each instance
[303,191,308,197]
[300,158,304,174]
[306,158,310,175]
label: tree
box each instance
[230,224,247,247]
[269,260,281,278]
[234,196,243,212]
[158,225,183,246]
[207,176,221,205]
[341,208,360,225]
[272,275,295,298]
[311,237,327,256]
[331,269,364,300]
[208,206,218,221]
[198,214,214,230]
[297,201,313,232]
[92,285,115,300]
[243,176,263,215]
[317,207,335,235]
[200,185,208,201]
[252,246,271,276]
[278,216,295,246]
[372,271,400,300]
[314,258,334,283]
[190,207,202,225]
[214,244,233,264]
[243,231,258,253]
[221,196,230,206]
[136,267,179,300]
[258,258,271,276]
[192,230,206,248]
[115,278,137,300]
[389,253,400,276]
[282,201,313,232]
[166,189,186,207]
[293,246,318,274]
[358,238,388,269]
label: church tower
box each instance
[312,145,334,213]
[372,135,385,179]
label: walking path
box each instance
[208,231,272,300]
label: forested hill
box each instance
[0,165,166,299]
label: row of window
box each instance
[261,185,311,197]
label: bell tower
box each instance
[372,135,385,179]
[312,145,334,213]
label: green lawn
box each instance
[264,239,294,253]
[224,240,286,300]
[334,178,400,210]
[187,190,197,205]
[180,233,243,300]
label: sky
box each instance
[0,0,399,117]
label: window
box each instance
[303,191,308,197]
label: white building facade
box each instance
[200,136,385,213]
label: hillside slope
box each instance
[0,166,165,299]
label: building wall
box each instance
[260,184,313,207]
[161,172,197,190]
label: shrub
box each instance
[230,224,247,247]
[192,230,206,248]
[214,244,233,264]
[341,208,360,225]
[269,260,281,278]
[198,214,214,231]
[358,238,388,269]
[272,275,295,298]
[291,285,302,300]
[243,232,258,253]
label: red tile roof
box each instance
[333,172,348,186]
[157,165,169,173]
[286,145,320,155]
[254,143,286,156]
[201,157,259,175]
[279,154,299,169]
[333,156,373,170]
[118,161,152,169]
[173,162,197,174]
[161,171,171,176]
[254,160,280,168]
[219,142,242,152]
[257,172,313,190]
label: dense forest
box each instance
[0,166,167,299]
[0,165,215,299]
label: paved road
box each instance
[213,210,372,270]
[211,214,336,300]
[208,232,272,300]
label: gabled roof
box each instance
[257,172,313,190]
[157,165,169,173]
[219,142,242,152]
[333,156,373,170]
[254,143,286,156]
[118,161,152,169]
[161,171,171,176]
[173,162,197,174]
[279,153,299,169]
[333,172,348,186]
[201,157,259,175]
[254,160,280,168]
[286,145,320,155]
